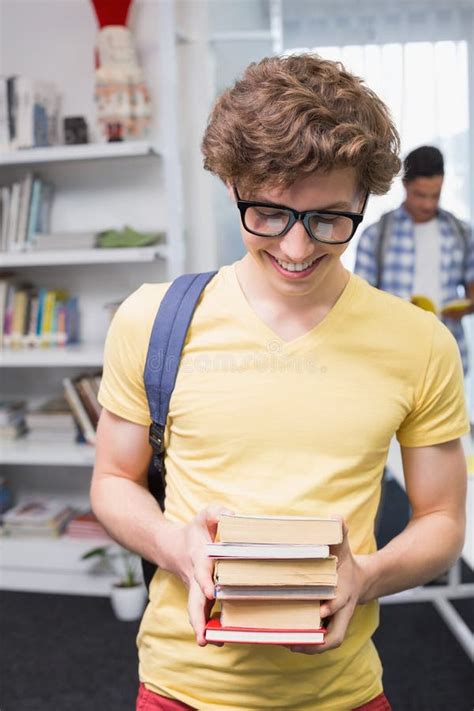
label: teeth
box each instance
[275,256,319,272]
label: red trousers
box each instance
[136,682,392,710]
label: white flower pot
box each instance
[110,582,147,621]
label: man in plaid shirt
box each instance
[355,146,474,372]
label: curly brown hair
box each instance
[202,54,401,196]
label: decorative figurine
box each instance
[91,0,152,142]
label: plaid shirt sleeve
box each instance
[463,222,474,284]
[353,222,380,285]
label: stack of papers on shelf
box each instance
[32,232,97,251]
[2,499,74,537]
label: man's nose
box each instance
[279,220,316,262]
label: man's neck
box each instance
[236,254,349,336]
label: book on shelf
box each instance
[215,585,336,600]
[63,376,99,445]
[62,373,102,445]
[2,499,74,537]
[0,175,54,253]
[206,542,330,559]
[220,599,321,630]
[0,75,61,151]
[204,618,326,646]
[215,513,343,546]
[25,395,77,442]
[213,556,337,586]
[33,232,98,251]
[65,510,111,540]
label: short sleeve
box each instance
[397,317,470,447]
[98,284,167,426]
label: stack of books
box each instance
[205,514,342,645]
[2,499,74,538]
[65,510,111,540]
[25,396,77,442]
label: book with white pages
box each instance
[206,542,330,559]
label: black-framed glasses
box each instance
[234,187,369,244]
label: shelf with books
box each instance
[0,438,95,467]
[0,141,159,167]
[0,245,168,268]
[0,536,115,596]
[0,342,104,368]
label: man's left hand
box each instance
[287,519,366,655]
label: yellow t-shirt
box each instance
[99,264,469,711]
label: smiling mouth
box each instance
[267,252,325,274]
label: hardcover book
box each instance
[204,618,326,645]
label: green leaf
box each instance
[81,546,109,560]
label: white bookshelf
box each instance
[0,141,158,166]
[0,343,104,367]
[0,439,95,466]
[0,245,168,268]
[1,0,195,596]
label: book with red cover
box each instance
[204,618,326,645]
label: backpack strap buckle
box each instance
[149,422,165,456]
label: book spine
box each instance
[7,182,21,251]
[0,76,10,149]
[1,186,11,251]
[41,290,55,347]
[63,377,96,445]
[6,77,17,148]
[16,172,34,252]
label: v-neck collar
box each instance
[226,261,358,350]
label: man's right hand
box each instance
[166,504,234,646]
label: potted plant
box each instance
[82,544,147,621]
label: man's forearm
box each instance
[90,474,186,578]
[357,511,465,603]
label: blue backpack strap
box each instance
[143,270,216,493]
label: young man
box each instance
[355,145,474,373]
[92,55,468,710]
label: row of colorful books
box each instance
[0,498,110,540]
[0,278,80,349]
[0,75,61,151]
[205,514,342,646]
[0,174,54,253]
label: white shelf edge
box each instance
[0,140,160,166]
[0,438,95,466]
[0,245,168,267]
[0,342,104,368]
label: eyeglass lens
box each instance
[244,206,354,243]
